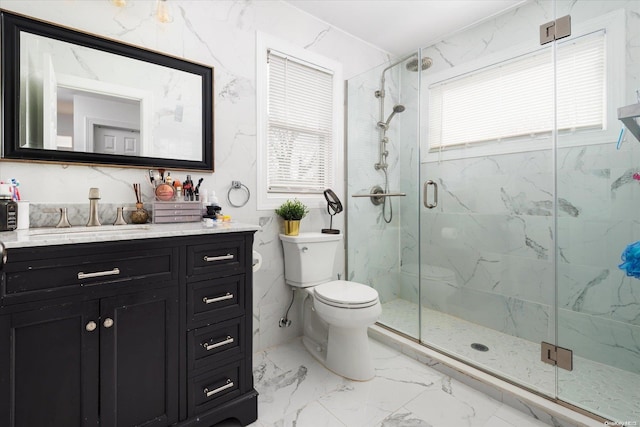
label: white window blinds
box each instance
[267,49,334,193]
[428,30,606,149]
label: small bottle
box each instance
[165,172,173,185]
[200,189,208,216]
[210,191,222,218]
[172,180,182,201]
[183,175,193,201]
[210,191,220,208]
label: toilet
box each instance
[280,232,381,381]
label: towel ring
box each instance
[227,181,250,208]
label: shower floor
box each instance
[380,298,640,422]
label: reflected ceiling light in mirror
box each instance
[155,0,172,23]
[111,0,127,7]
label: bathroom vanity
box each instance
[0,223,259,427]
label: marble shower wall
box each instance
[346,62,400,303]
[419,151,556,345]
[346,56,421,312]
[415,0,640,373]
[0,0,389,352]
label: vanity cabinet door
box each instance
[99,287,179,427]
[0,300,100,427]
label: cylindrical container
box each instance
[16,201,29,230]
[0,184,12,198]
[283,220,300,236]
[0,196,18,231]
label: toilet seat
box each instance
[313,280,379,309]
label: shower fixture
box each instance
[373,53,432,223]
[377,104,406,130]
[375,103,405,169]
[406,57,433,72]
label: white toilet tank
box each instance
[280,232,342,287]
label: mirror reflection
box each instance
[20,31,203,161]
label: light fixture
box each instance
[155,0,172,23]
[111,0,127,7]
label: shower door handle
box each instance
[423,180,438,209]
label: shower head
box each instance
[406,57,433,72]
[378,104,406,129]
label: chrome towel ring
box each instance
[227,180,250,208]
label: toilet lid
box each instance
[314,280,379,308]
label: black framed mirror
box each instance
[1,10,214,171]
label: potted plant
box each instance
[275,199,309,236]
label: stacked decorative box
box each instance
[153,201,202,223]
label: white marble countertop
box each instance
[0,221,261,249]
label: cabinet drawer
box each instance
[187,236,246,278]
[188,360,243,417]
[187,275,245,327]
[2,246,175,304]
[153,214,201,224]
[188,317,244,373]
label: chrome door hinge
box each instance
[540,15,571,45]
[541,342,573,371]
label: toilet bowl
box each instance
[280,233,381,381]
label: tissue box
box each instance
[152,201,202,223]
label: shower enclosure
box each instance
[346,0,640,422]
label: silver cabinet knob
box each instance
[103,318,114,328]
[86,321,97,332]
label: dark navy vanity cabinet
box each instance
[0,231,258,427]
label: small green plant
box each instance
[275,199,309,221]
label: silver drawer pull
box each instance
[77,268,120,279]
[204,379,233,397]
[202,292,233,304]
[202,336,234,351]
[203,254,234,262]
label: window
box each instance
[424,9,624,160]
[429,31,605,149]
[257,33,343,210]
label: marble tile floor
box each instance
[379,299,640,424]
[249,336,552,427]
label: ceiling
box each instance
[284,0,525,56]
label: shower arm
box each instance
[378,52,419,101]
[376,53,419,170]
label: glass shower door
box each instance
[418,0,557,396]
[346,53,421,339]
[555,0,640,422]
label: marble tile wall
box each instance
[0,0,389,352]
